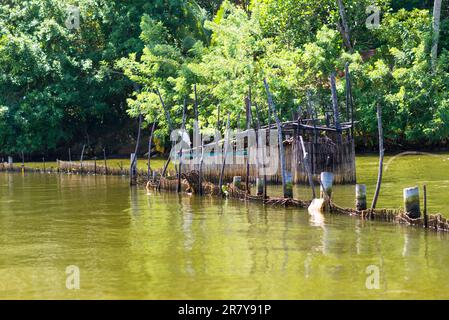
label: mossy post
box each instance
[233,176,242,189]
[285,172,293,198]
[356,184,367,211]
[320,172,333,199]
[404,187,420,219]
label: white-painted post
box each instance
[320,172,334,199]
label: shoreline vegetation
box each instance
[1,1,449,157]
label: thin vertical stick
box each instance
[219,113,231,195]
[371,104,384,209]
[131,114,142,185]
[157,89,174,190]
[177,97,188,193]
[300,136,316,199]
[148,121,156,179]
[245,89,251,193]
[423,185,428,229]
[103,148,108,175]
[194,85,203,195]
[330,72,342,143]
[345,63,355,138]
[68,148,72,172]
[42,157,46,172]
[264,78,288,198]
[80,144,86,172]
[254,102,267,199]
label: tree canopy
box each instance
[1,0,449,156]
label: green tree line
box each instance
[1,0,449,156]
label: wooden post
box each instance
[345,63,355,139]
[194,85,203,196]
[423,185,428,228]
[245,89,251,193]
[263,78,289,198]
[8,156,13,171]
[356,184,367,211]
[177,97,188,193]
[42,157,46,172]
[299,136,316,198]
[219,113,231,195]
[94,156,97,175]
[233,176,242,189]
[21,151,24,175]
[130,153,136,180]
[371,104,384,209]
[404,187,421,219]
[254,101,267,198]
[130,114,142,185]
[80,144,86,172]
[320,172,333,199]
[148,121,156,179]
[330,72,342,144]
[156,88,173,190]
[68,148,72,172]
[256,178,264,196]
[285,172,293,198]
[198,139,204,195]
[103,148,108,175]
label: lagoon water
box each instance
[1,154,449,299]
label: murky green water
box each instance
[1,154,449,299]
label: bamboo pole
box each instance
[263,78,288,198]
[371,104,384,209]
[219,113,231,195]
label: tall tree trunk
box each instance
[432,0,442,72]
[336,0,353,52]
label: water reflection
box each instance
[2,172,449,299]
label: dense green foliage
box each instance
[1,0,449,155]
